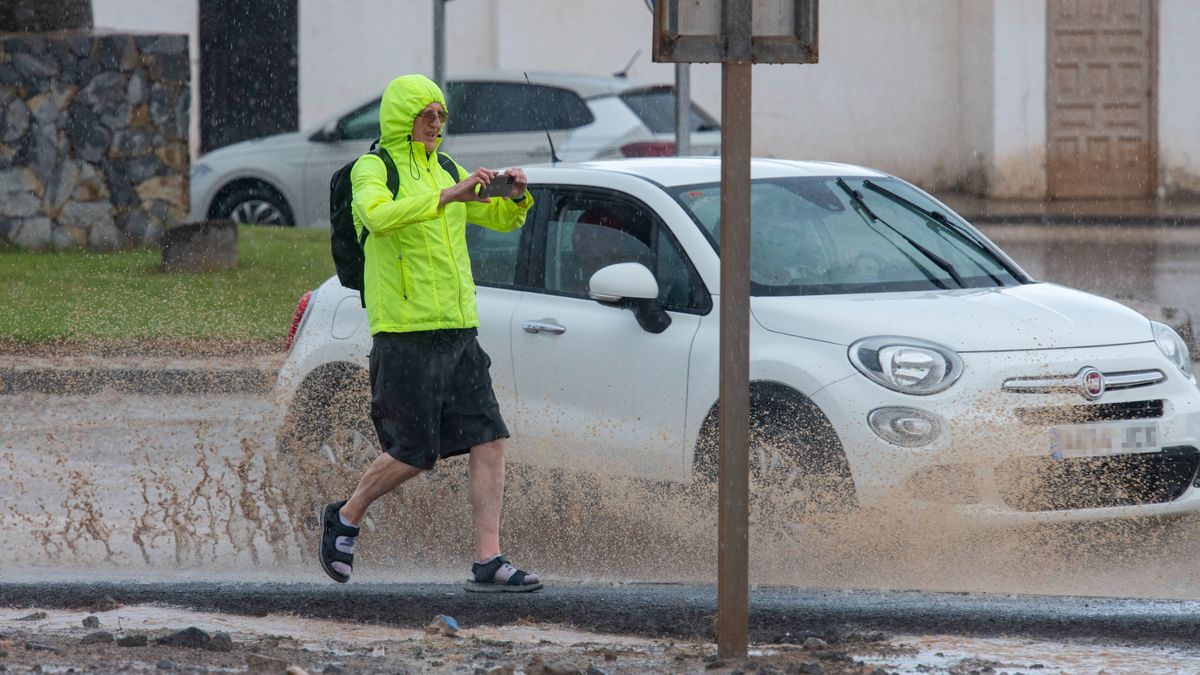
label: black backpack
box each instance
[329,144,458,300]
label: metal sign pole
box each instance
[675,63,691,155]
[651,0,816,659]
[717,0,752,660]
[433,0,447,91]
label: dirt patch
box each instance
[0,606,895,674]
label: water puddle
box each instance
[861,633,1200,674]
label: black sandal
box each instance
[319,501,359,583]
[466,555,543,593]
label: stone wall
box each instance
[0,32,188,250]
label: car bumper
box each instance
[272,280,371,426]
[813,342,1200,523]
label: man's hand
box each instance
[440,167,496,207]
[505,168,528,199]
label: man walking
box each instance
[319,74,540,592]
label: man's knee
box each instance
[471,438,505,459]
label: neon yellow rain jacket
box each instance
[351,74,532,334]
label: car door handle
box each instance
[523,320,566,335]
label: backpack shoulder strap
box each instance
[357,148,399,246]
[437,152,460,183]
[370,148,400,197]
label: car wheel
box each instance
[691,388,857,519]
[277,363,372,456]
[211,182,295,226]
[276,364,375,523]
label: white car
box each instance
[188,72,720,228]
[275,157,1200,524]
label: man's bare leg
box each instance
[468,438,506,561]
[467,438,541,589]
[340,452,422,526]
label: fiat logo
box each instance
[1079,367,1105,400]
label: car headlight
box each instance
[848,336,964,395]
[1152,321,1193,379]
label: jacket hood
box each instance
[379,74,447,152]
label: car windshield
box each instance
[617,87,720,133]
[671,177,1027,296]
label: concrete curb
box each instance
[0,355,281,396]
[966,213,1200,227]
[935,193,1200,227]
[1,581,1200,646]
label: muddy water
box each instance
[4,385,1200,602]
[0,391,306,572]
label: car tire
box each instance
[691,387,857,516]
[277,362,376,476]
[211,182,295,226]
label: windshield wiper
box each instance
[835,178,965,289]
[862,180,1012,285]
[833,178,944,288]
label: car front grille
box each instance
[996,445,1199,511]
[1012,399,1164,426]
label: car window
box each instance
[446,82,594,134]
[672,177,1025,296]
[339,99,381,141]
[467,222,522,288]
[617,87,720,133]
[537,188,708,312]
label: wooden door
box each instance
[1047,0,1156,199]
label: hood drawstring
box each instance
[406,134,421,180]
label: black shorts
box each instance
[368,328,509,470]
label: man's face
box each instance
[412,102,446,152]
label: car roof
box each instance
[306,72,667,132]
[524,157,893,187]
[448,71,660,98]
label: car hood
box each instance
[195,132,311,163]
[751,282,1153,352]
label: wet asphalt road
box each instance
[3,580,1200,647]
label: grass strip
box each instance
[0,225,332,349]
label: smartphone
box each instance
[476,174,515,199]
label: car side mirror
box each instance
[588,262,672,334]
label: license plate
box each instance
[1049,421,1161,459]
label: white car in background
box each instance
[275,157,1200,524]
[188,72,720,228]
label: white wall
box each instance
[83,0,993,191]
[298,0,499,130]
[91,0,200,160]
[1158,0,1200,197]
[959,0,995,195]
[78,0,1200,199]
[989,0,1046,199]
[747,0,967,187]
[485,0,971,190]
